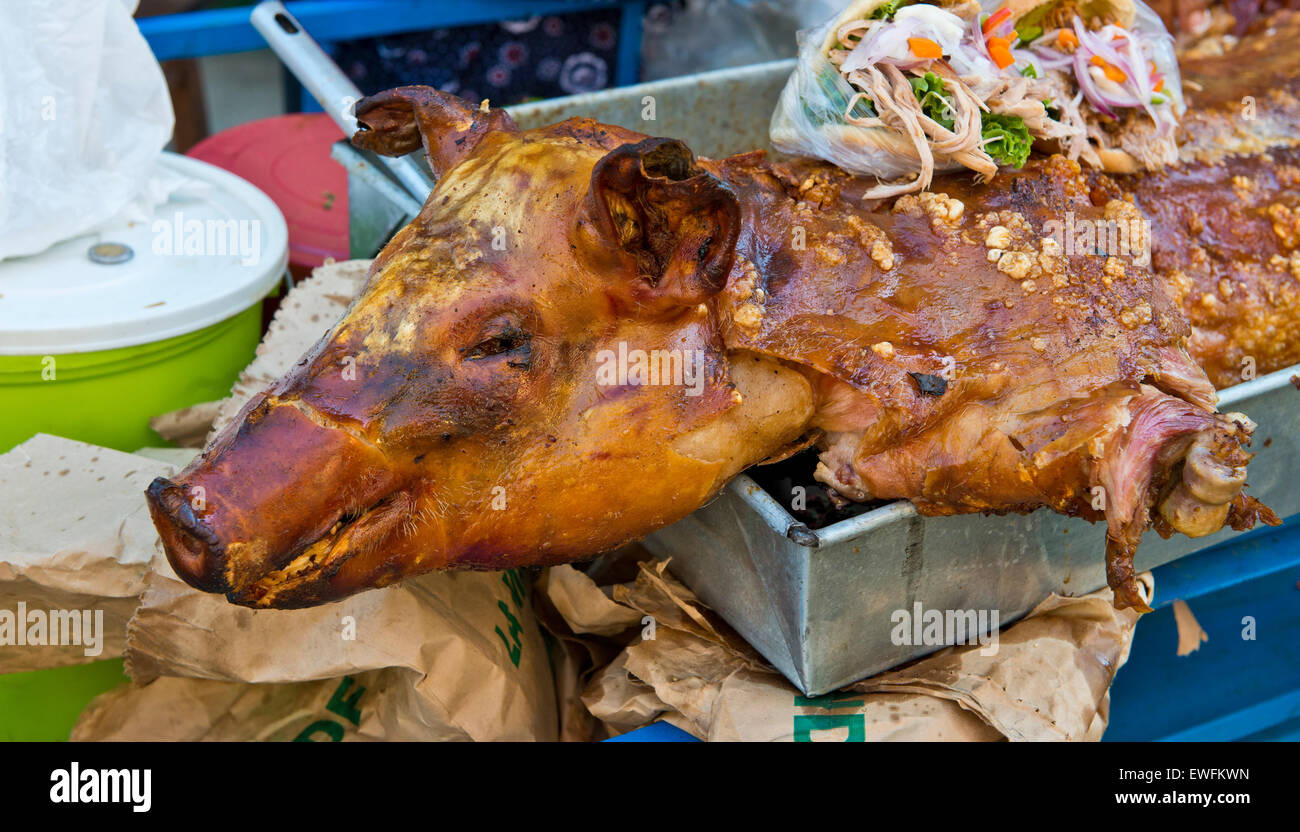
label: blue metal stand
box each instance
[1106,515,1300,741]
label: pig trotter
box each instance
[1106,536,1152,613]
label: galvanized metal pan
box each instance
[645,366,1299,695]
[506,59,797,158]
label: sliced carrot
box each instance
[988,41,1015,69]
[983,6,1011,35]
[908,37,944,59]
[1090,55,1128,83]
[1057,29,1079,49]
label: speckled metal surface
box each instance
[506,59,795,158]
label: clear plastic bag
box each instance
[769,4,971,183]
[1124,0,1185,114]
[768,0,1185,185]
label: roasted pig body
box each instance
[147,87,1271,611]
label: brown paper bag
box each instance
[0,435,179,673]
[113,562,559,741]
[72,669,482,741]
[550,559,1150,741]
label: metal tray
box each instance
[352,60,1300,695]
[644,366,1298,695]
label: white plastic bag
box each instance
[0,0,174,261]
[769,3,956,183]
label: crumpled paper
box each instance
[97,560,558,740]
[0,0,176,260]
[0,435,176,673]
[533,562,645,741]
[540,558,1152,741]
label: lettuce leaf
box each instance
[908,72,955,131]
[981,113,1031,168]
[871,0,903,20]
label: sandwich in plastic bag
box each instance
[770,0,1185,198]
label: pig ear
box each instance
[351,86,517,178]
[585,138,741,308]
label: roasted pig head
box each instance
[146,88,813,608]
[148,86,1274,611]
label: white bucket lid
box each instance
[0,152,289,355]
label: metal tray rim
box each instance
[504,57,797,122]
[729,360,1300,548]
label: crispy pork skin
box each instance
[1091,10,1300,387]
[714,152,1272,610]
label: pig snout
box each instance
[146,476,226,592]
[145,398,403,598]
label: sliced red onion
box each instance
[1072,20,1134,76]
[1030,49,1075,70]
[1045,14,1178,124]
[1073,51,1114,118]
[841,18,923,72]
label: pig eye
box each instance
[461,326,531,365]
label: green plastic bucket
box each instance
[0,152,289,739]
[0,660,131,741]
[0,302,263,453]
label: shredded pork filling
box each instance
[838,58,999,198]
[823,4,1179,194]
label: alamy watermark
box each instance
[1041,211,1151,267]
[890,602,999,656]
[595,342,706,397]
[152,211,261,266]
[0,602,104,657]
[50,764,150,812]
